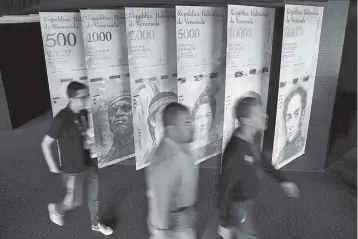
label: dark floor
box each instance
[0,113,356,239]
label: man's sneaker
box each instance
[92,223,113,236]
[48,203,64,226]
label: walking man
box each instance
[217,94,299,239]
[41,81,113,236]
[146,102,198,239]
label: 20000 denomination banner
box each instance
[222,5,275,152]
[272,5,324,168]
[176,6,226,164]
[126,8,177,170]
[81,9,135,168]
[39,12,96,158]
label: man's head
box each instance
[108,95,133,138]
[147,92,177,145]
[283,86,307,142]
[234,93,267,132]
[192,87,216,140]
[67,81,90,111]
[163,102,194,143]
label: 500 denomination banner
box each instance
[125,8,177,170]
[222,5,275,153]
[39,12,96,159]
[81,9,135,168]
[272,5,324,168]
[176,6,226,164]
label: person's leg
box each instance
[230,200,261,239]
[86,168,113,236]
[49,173,84,226]
[171,207,197,239]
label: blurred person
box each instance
[41,82,113,236]
[145,102,198,239]
[216,94,299,239]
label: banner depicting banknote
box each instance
[222,5,275,152]
[126,8,177,170]
[81,9,135,168]
[39,12,96,158]
[176,6,226,164]
[272,5,324,168]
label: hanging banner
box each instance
[80,9,135,168]
[272,5,324,168]
[222,5,275,152]
[125,8,177,170]
[176,6,226,164]
[39,12,96,157]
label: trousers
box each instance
[148,206,196,239]
[219,200,261,239]
[55,167,99,224]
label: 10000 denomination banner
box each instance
[39,12,96,158]
[126,8,177,170]
[176,6,226,164]
[81,9,135,168]
[272,5,324,168]
[222,5,275,152]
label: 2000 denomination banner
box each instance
[81,9,135,168]
[176,6,226,164]
[126,8,177,170]
[39,12,96,158]
[272,5,324,168]
[222,5,275,152]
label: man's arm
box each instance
[261,150,287,183]
[41,135,60,173]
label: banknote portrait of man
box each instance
[103,93,134,164]
[275,86,307,166]
[192,87,216,149]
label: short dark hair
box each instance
[234,92,262,121]
[163,103,189,126]
[283,86,307,117]
[67,81,88,98]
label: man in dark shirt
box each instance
[41,82,113,236]
[217,95,299,239]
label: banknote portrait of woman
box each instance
[192,86,217,149]
[275,86,307,166]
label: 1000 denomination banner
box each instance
[126,8,177,170]
[222,5,275,152]
[81,9,135,168]
[176,6,226,164]
[39,12,96,158]
[272,5,324,168]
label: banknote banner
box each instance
[222,5,275,153]
[80,9,135,168]
[272,5,324,168]
[125,8,178,170]
[39,12,97,159]
[176,6,226,164]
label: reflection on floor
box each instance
[0,112,356,239]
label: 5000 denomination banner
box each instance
[272,5,323,168]
[81,9,135,168]
[126,8,177,170]
[39,12,96,158]
[176,6,226,164]
[222,5,275,152]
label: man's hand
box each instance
[281,181,299,198]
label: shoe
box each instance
[48,203,64,226]
[92,223,113,236]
